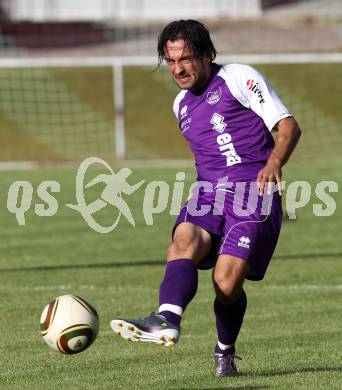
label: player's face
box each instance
[164,39,211,91]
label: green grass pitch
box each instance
[0,159,341,389]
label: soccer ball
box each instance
[40,294,99,354]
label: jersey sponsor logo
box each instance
[180,105,188,119]
[181,117,192,133]
[238,236,250,249]
[212,113,241,167]
[206,87,222,105]
[211,112,227,133]
[246,79,266,104]
[216,132,241,167]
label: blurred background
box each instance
[0,0,341,164]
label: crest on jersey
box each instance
[206,87,222,105]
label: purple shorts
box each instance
[173,183,283,281]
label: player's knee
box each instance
[167,236,198,259]
[213,274,241,304]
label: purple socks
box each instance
[158,258,246,353]
[158,259,198,328]
[214,289,247,353]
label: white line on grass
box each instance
[0,158,194,170]
[0,284,96,291]
[261,284,342,290]
[1,284,342,292]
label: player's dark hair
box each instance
[157,20,217,67]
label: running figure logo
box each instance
[67,157,145,233]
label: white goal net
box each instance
[0,0,341,164]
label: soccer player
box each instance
[111,19,301,377]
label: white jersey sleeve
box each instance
[173,90,187,119]
[219,64,292,131]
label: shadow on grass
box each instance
[0,252,341,273]
[191,387,269,390]
[241,366,341,378]
[179,367,341,389]
[0,259,165,273]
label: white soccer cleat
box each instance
[110,313,180,347]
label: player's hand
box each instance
[257,159,282,196]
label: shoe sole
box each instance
[216,371,238,377]
[110,319,179,347]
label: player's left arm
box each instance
[223,64,301,195]
[257,116,301,195]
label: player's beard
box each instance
[174,72,194,90]
[174,66,210,92]
[175,73,206,91]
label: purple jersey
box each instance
[173,64,292,183]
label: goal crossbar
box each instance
[0,53,342,68]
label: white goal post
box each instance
[0,52,341,161]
